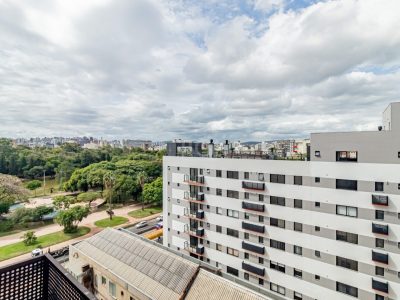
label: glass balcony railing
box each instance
[372,279,388,293]
[372,223,389,235]
[242,262,265,276]
[242,181,265,191]
[372,195,389,206]
[372,251,388,264]
[242,222,265,233]
[242,241,265,255]
[242,201,265,212]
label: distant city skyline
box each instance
[1,0,399,140]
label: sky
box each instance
[1,0,400,142]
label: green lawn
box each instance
[0,227,90,261]
[128,207,162,218]
[25,178,61,198]
[94,216,128,228]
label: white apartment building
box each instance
[163,102,400,300]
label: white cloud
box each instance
[0,0,399,141]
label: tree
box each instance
[31,205,54,222]
[0,200,12,217]
[76,191,101,207]
[53,195,73,210]
[137,171,148,210]
[0,174,29,217]
[22,231,37,246]
[26,180,42,196]
[56,205,89,233]
[143,177,162,206]
[103,172,115,220]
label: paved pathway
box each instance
[0,204,161,267]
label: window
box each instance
[199,169,203,175]
[336,205,358,217]
[244,192,249,199]
[216,188,222,196]
[244,172,249,179]
[315,226,320,231]
[315,150,321,157]
[258,173,264,181]
[259,215,264,223]
[270,239,285,251]
[294,176,303,185]
[227,247,239,257]
[294,245,302,255]
[227,171,239,179]
[315,250,321,257]
[294,199,302,208]
[259,279,264,286]
[315,275,320,280]
[294,292,302,300]
[336,151,358,162]
[336,230,358,244]
[375,266,384,276]
[315,201,320,207]
[294,269,302,278]
[227,266,238,277]
[227,228,239,238]
[270,283,285,295]
[206,169,210,174]
[109,281,116,298]
[244,273,249,280]
[244,252,249,259]
[270,196,285,206]
[227,209,239,218]
[376,295,384,300]
[294,222,302,232]
[336,282,358,297]
[336,256,358,271]
[259,257,264,264]
[270,174,285,184]
[375,210,384,220]
[227,190,239,199]
[376,238,384,248]
[216,170,222,177]
[94,274,98,287]
[270,218,285,228]
[259,236,264,243]
[102,276,106,285]
[216,225,222,233]
[216,207,222,215]
[315,177,320,183]
[244,213,250,220]
[270,261,285,272]
[258,194,264,202]
[244,232,249,239]
[336,179,358,191]
[375,182,384,192]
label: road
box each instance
[125,217,161,235]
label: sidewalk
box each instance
[0,203,146,247]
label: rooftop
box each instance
[70,228,278,300]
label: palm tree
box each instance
[137,171,148,210]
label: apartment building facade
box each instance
[163,103,400,300]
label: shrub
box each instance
[0,219,14,232]
[22,231,37,246]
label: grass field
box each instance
[128,207,162,218]
[0,220,54,238]
[94,216,128,228]
[0,227,90,261]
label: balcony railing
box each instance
[372,279,388,293]
[242,222,265,233]
[196,210,205,219]
[372,195,389,206]
[242,181,265,191]
[242,201,265,212]
[184,193,205,202]
[184,175,205,185]
[372,223,389,235]
[0,254,96,300]
[242,262,265,276]
[242,241,265,255]
[372,251,389,264]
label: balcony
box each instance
[372,223,389,235]
[184,193,204,202]
[242,222,265,233]
[372,279,388,293]
[372,251,389,264]
[242,241,265,255]
[0,254,96,300]
[184,175,205,186]
[242,262,265,277]
[196,245,205,255]
[196,210,204,219]
[242,201,265,212]
[242,181,265,191]
[372,195,389,206]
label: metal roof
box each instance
[73,228,198,300]
[185,269,270,300]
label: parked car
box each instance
[156,216,163,222]
[155,222,163,229]
[135,221,148,229]
[31,248,43,257]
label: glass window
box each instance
[336,256,358,271]
[375,210,384,220]
[216,170,222,177]
[227,266,238,277]
[227,190,239,199]
[258,173,264,181]
[270,196,285,206]
[294,199,302,208]
[216,225,222,233]
[227,228,239,238]
[336,205,358,217]
[227,209,239,218]
[102,276,106,285]
[270,239,285,251]
[227,247,239,257]
[270,174,285,184]
[244,172,249,179]
[216,188,222,196]
[376,238,384,248]
[294,245,302,255]
[294,222,302,232]
[294,269,302,278]
[109,281,116,297]
[270,283,285,295]
[270,218,285,228]
[375,182,384,192]
[259,194,264,202]
[336,151,358,162]
[216,207,222,215]
[227,171,239,179]
[336,179,358,191]
[244,192,249,199]
[375,266,384,276]
[294,176,302,185]
[336,282,358,297]
[336,230,358,244]
[315,177,320,183]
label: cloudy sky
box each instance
[1,0,400,141]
